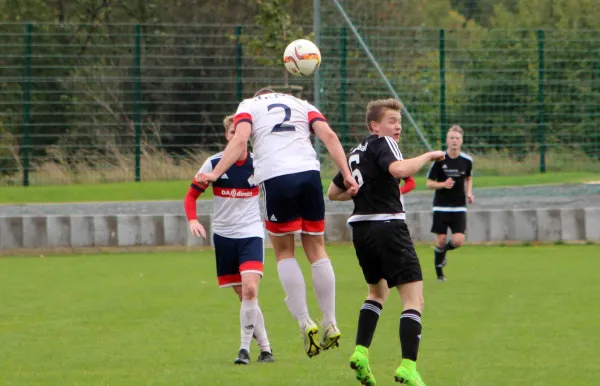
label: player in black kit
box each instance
[426,125,474,282]
[327,99,444,386]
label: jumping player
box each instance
[184,114,274,365]
[196,88,358,358]
[328,98,444,386]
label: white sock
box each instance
[240,299,259,352]
[253,305,271,353]
[277,258,310,326]
[311,258,337,327]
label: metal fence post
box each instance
[537,29,546,173]
[22,23,32,187]
[439,29,447,150]
[235,26,243,101]
[340,26,348,147]
[133,24,142,182]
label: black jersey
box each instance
[427,152,473,210]
[333,135,406,223]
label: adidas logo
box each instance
[270,214,277,222]
[244,324,254,329]
[442,164,448,169]
[221,173,229,179]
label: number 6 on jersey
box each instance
[349,154,364,187]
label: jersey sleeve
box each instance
[191,159,212,193]
[304,100,327,128]
[427,160,442,181]
[332,171,345,190]
[372,136,403,171]
[233,99,253,128]
[466,158,473,177]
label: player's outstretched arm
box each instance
[312,120,358,195]
[196,123,250,184]
[389,151,445,179]
[327,181,352,201]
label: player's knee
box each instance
[404,294,425,313]
[436,235,447,247]
[241,282,258,300]
[301,234,326,263]
[452,234,465,247]
[270,235,296,260]
[367,282,390,304]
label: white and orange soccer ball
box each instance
[283,39,322,77]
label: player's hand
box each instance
[427,150,445,161]
[467,193,475,203]
[195,171,218,185]
[189,220,206,238]
[443,178,455,189]
[343,175,359,196]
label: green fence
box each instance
[1,22,599,186]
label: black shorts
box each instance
[351,220,423,288]
[430,211,467,234]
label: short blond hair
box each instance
[365,98,403,132]
[223,115,234,132]
[448,125,463,135]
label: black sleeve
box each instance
[332,171,345,189]
[466,159,473,177]
[427,161,442,180]
[372,136,402,171]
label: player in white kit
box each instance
[196,89,358,358]
[185,115,273,365]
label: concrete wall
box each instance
[1,208,599,251]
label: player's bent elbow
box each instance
[389,163,410,179]
[327,185,342,201]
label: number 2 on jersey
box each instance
[268,103,296,132]
[349,154,364,187]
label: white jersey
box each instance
[234,93,325,183]
[197,152,263,239]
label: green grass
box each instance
[1,244,599,385]
[1,171,598,204]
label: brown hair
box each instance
[223,114,234,132]
[448,125,463,135]
[365,98,403,131]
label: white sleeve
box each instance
[233,99,253,127]
[303,100,327,124]
[197,158,213,175]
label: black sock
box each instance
[434,247,445,278]
[400,309,422,361]
[445,240,456,251]
[355,300,383,348]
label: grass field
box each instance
[1,171,598,204]
[1,244,599,385]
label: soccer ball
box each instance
[283,39,322,77]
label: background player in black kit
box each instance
[426,125,474,281]
[327,99,444,386]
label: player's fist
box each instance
[443,178,455,189]
[343,175,359,196]
[427,150,445,161]
[195,171,218,185]
[189,220,206,238]
[467,193,475,203]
